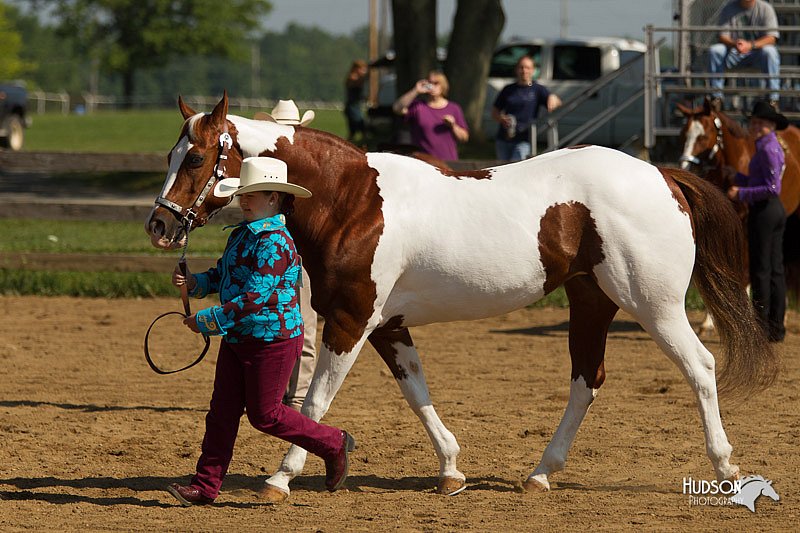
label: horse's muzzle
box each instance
[145,208,187,250]
[679,155,701,170]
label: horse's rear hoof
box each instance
[521,474,550,493]
[437,476,466,495]
[256,483,289,503]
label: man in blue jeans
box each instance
[709,0,781,110]
[492,55,561,162]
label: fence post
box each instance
[644,24,655,151]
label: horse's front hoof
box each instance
[256,483,289,503]
[722,465,741,482]
[521,474,550,493]
[437,476,466,496]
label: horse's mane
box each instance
[294,126,367,156]
[716,111,748,139]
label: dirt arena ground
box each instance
[1,295,798,531]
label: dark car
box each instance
[0,82,28,151]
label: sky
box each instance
[261,0,675,42]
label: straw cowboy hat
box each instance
[254,99,315,126]
[748,100,789,131]
[215,157,312,198]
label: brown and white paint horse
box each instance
[678,98,800,333]
[146,94,778,499]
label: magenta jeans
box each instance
[190,336,343,499]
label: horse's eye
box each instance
[188,154,205,168]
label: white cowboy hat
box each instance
[254,99,315,126]
[215,157,312,198]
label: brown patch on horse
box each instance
[566,144,593,150]
[538,202,605,295]
[369,316,413,380]
[657,167,694,236]
[437,168,493,180]
[261,129,385,356]
[564,276,618,388]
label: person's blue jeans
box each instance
[495,138,532,162]
[709,42,781,102]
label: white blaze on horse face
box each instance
[680,120,705,170]
[161,135,193,199]
[229,115,296,156]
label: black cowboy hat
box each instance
[748,100,789,130]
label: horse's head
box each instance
[145,92,243,249]
[677,98,725,173]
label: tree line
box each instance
[3,0,509,137]
[2,0,369,106]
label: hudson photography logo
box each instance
[682,475,780,512]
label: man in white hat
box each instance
[255,99,315,127]
[255,100,318,413]
[168,157,355,505]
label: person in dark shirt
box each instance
[492,55,562,161]
[344,59,368,142]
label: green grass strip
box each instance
[0,269,176,298]
[24,109,350,153]
[1,218,230,254]
[0,268,710,310]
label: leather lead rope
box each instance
[144,259,211,375]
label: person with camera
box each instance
[492,55,562,162]
[392,70,469,161]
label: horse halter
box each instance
[680,116,724,169]
[155,125,234,231]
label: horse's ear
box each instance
[676,102,693,116]
[210,90,229,127]
[178,95,197,119]
[702,97,714,115]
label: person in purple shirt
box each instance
[393,70,469,161]
[727,100,788,342]
[166,157,355,506]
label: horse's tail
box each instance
[665,167,780,399]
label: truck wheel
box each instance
[0,114,24,151]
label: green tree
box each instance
[0,2,33,79]
[43,0,271,106]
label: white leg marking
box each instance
[528,376,597,490]
[391,341,464,484]
[264,335,370,495]
[640,310,737,481]
[697,312,716,335]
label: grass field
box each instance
[0,219,229,254]
[24,108,350,153]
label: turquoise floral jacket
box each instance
[190,214,303,343]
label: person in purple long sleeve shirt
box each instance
[727,100,787,342]
[393,71,469,161]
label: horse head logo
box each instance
[730,475,780,513]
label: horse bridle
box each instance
[155,125,234,231]
[145,124,234,374]
[680,116,724,170]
